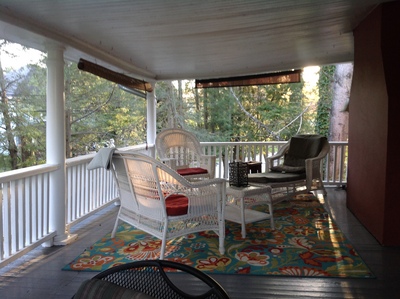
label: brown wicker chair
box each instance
[73,260,230,299]
[248,135,330,197]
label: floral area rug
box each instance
[63,194,374,278]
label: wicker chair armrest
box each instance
[305,139,330,166]
[161,178,226,195]
[267,142,290,168]
[304,139,330,189]
[160,157,177,169]
[187,177,226,188]
[199,155,216,178]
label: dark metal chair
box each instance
[74,260,230,299]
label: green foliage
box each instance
[155,79,313,143]
[65,62,147,155]
[0,47,147,170]
[13,65,47,166]
[200,88,235,140]
[254,82,308,140]
[0,60,47,170]
[316,65,336,136]
[155,81,185,130]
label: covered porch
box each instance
[1,0,400,297]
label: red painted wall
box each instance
[348,2,400,246]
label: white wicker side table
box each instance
[225,183,274,238]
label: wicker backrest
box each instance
[114,152,183,219]
[155,128,216,179]
[93,260,230,299]
[156,128,203,166]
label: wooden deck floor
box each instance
[0,188,399,299]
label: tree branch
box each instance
[70,84,116,124]
[229,87,275,137]
[230,87,313,139]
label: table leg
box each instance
[218,190,225,254]
[240,196,246,238]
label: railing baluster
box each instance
[41,174,46,236]
[334,144,339,184]
[0,184,4,260]
[4,183,11,258]
[13,181,19,254]
[27,177,32,246]
[340,144,347,183]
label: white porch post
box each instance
[44,43,76,246]
[146,85,156,154]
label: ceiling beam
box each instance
[78,59,153,92]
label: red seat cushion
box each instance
[165,194,188,216]
[177,167,208,176]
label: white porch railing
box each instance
[203,141,348,186]
[0,141,347,267]
[0,164,58,267]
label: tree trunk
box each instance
[203,88,209,130]
[330,63,352,141]
[0,58,19,169]
[65,109,72,158]
[329,63,352,183]
[167,81,177,127]
[20,135,30,165]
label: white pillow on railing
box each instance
[87,148,116,170]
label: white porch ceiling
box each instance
[0,0,392,81]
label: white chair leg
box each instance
[240,197,246,238]
[160,241,166,260]
[219,234,225,255]
[219,206,225,255]
[159,226,168,259]
[268,202,275,230]
[111,218,120,238]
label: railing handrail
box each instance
[66,143,152,167]
[202,140,348,145]
[0,163,59,184]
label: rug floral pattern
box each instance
[63,194,374,278]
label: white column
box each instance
[44,43,76,246]
[146,85,157,156]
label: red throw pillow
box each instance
[165,194,188,216]
[177,167,208,176]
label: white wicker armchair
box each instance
[110,151,226,259]
[155,128,216,180]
